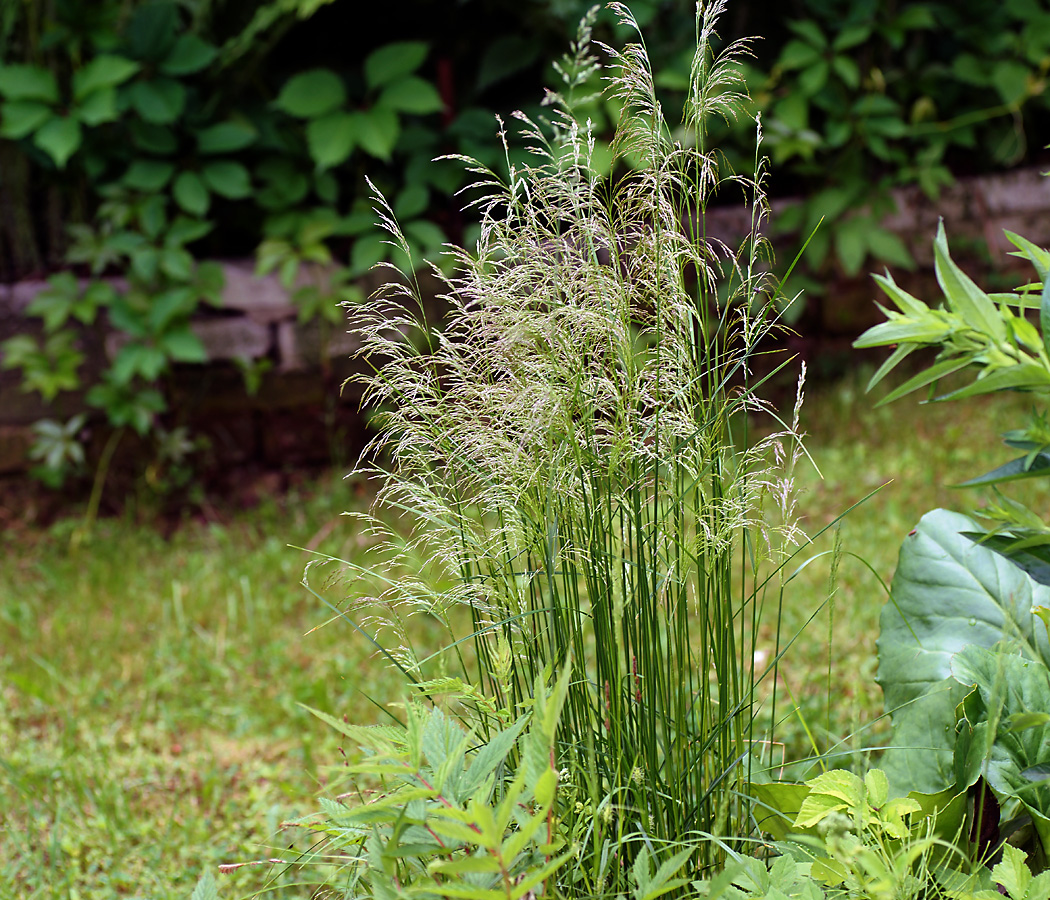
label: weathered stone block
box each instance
[219,262,296,324]
[192,317,271,361]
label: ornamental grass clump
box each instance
[326,2,812,890]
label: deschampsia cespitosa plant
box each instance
[321,2,812,892]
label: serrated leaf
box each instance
[833,216,871,276]
[126,1,178,61]
[353,107,399,161]
[991,60,1031,105]
[113,342,167,383]
[461,715,529,798]
[832,24,871,51]
[377,76,444,114]
[160,328,206,362]
[190,869,218,900]
[0,64,58,103]
[123,158,175,191]
[642,846,694,900]
[196,120,257,154]
[73,55,140,102]
[127,77,186,124]
[75,87,118,125]
[394,183,428,219]
[306,111,356,170]
[173,171,210,217]
[160,247,194,281]
[0,101,52,139]
[166,216,212,247]
[160,34,217,76]
[299,703,405,753]
[202,160,251,198]
[274,69,346,118]
[365,41,428,89]
[149,287,195,334]
[477,36,541,91]
[797,764,856,806]
[778,38,822,71]
[131,121,176,154]
[867,227,914,270]
[34,116,82,168]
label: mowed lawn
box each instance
[2,370,1045,898]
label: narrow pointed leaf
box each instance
[957,452,1050,487]
[959,533,1050,587]
[934,220,1007,342]
[874,355,974,406]
[866,342,917,392]
[1041,270,1050,359]
[937,362,1050,400]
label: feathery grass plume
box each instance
[338,2,812,890]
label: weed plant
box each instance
[318,3,816,889]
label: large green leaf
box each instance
[877,509,1050,794]
[747,778,966,845]
[952,644,1050,853]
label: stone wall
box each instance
[2,165,1050,477]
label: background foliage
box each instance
[2,0,1050,492]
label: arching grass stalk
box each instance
[344,1,810,889]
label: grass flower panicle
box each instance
[335,2,814,890]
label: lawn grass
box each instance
[2,368,1046,898]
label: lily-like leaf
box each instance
[957,452,1050,488]
[959,533,1050,588]
[934,220,1007,343]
